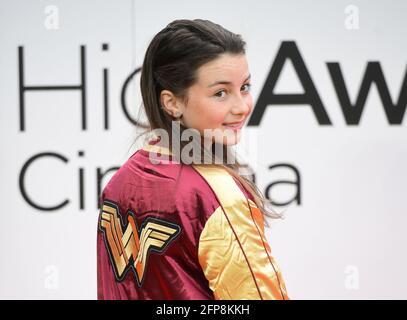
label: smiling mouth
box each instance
[222,120,245,130]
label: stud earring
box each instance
[173,110,182,118]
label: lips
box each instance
[222,120,245,130]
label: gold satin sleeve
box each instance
[193,164,289,300]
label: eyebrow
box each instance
[207,73,251,88]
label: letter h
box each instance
[18,45,87,131]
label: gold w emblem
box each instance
[99,200,181,285]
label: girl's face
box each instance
[180,53,253,146]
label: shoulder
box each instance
[100,150,220,220]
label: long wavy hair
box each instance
[136,19,284,226]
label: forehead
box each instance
[195,53,248,84]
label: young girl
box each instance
[97,19,289,300]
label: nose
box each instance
[231,93,251,116]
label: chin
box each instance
[223,138,239,146]
[214,129,242,146]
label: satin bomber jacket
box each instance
[97,138,289,300]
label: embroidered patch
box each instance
[99,200,181,286]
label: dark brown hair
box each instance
[137,19,283,226]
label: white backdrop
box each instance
[1,0,406,299]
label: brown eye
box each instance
[214,90,226,98]
[242,83,251,92]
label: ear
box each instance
[160,90,182,117]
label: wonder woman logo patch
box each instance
[98,200,181,286]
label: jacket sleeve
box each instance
[193,165,289,300]
[96,190,131,300]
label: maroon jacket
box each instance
[97,138,289,300]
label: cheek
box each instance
[196,101,226,129]
[246,95,254,114]
[205,108,228,128]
